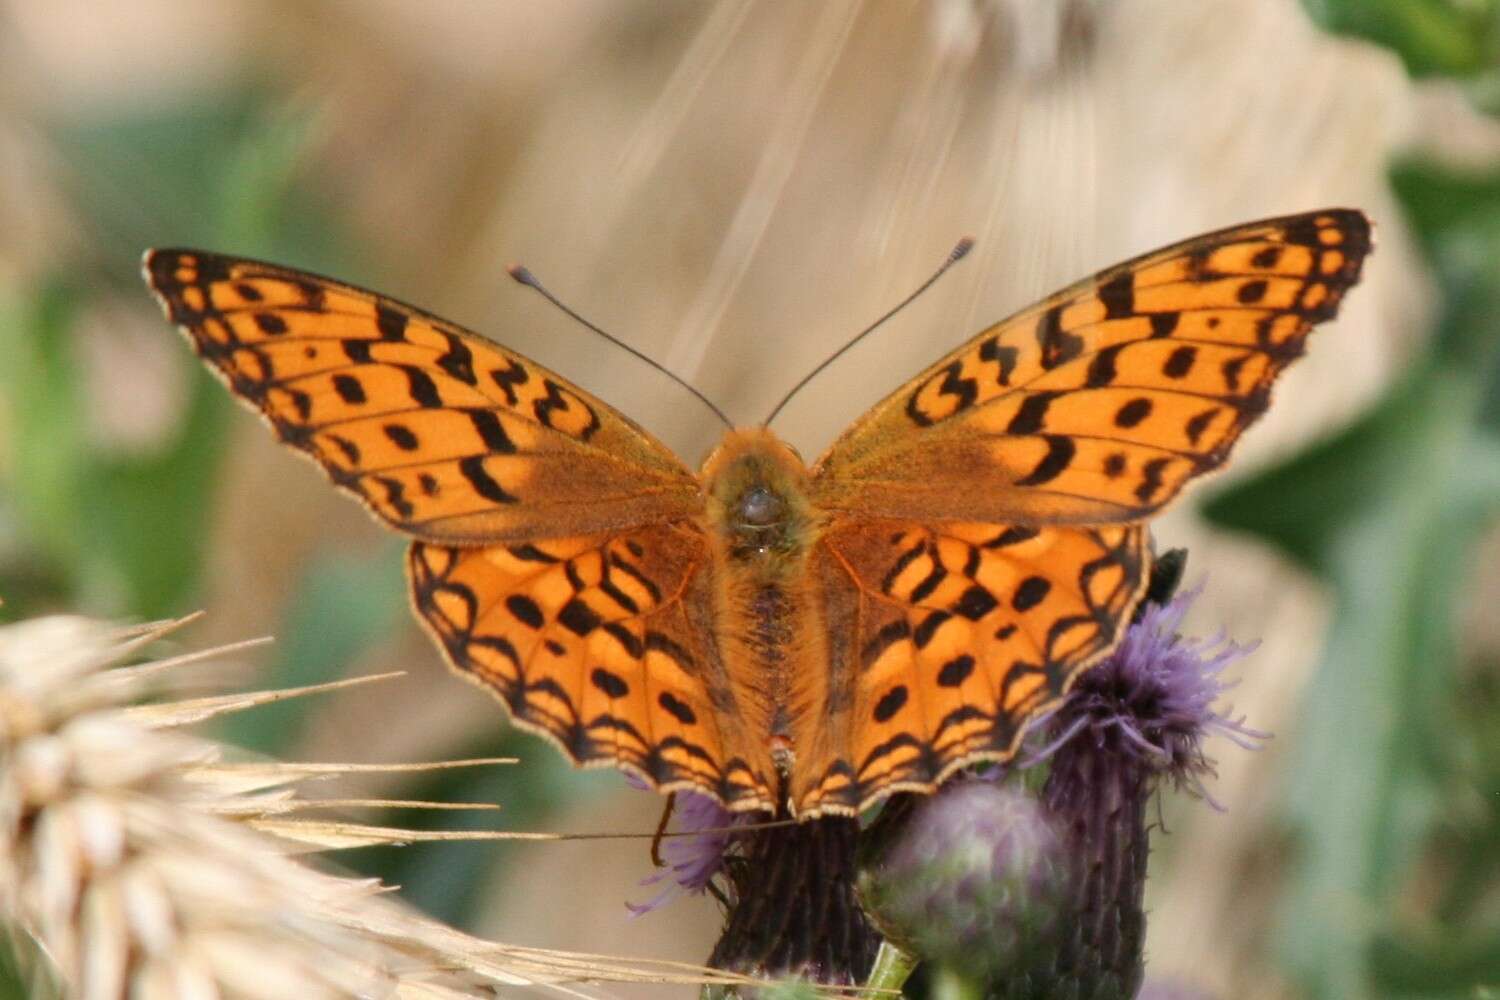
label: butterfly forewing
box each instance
[144,249,703,543]
[810,210,1372,525]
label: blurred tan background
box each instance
[5,2,1499,998]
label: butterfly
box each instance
[144,209,1371,818]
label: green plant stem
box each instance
[860,940,919,996]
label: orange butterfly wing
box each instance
[795,209,1371,815]
[409,528,778,810]
[144,250,701,543]
[791,520,1145,815]
[144,250,776,809]
[812,210,1372,525]
[147,209,1373,820]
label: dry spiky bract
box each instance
[0,615,759,999]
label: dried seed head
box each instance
[0,615,759,997]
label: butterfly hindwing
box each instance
[408,526,778,812]
[144,249,702,543]
[793,519,1146,814]
[810,210,1373,525]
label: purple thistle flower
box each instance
[1041,583,1266,802]
[1013,580,1264,998]
[625,777,746,916]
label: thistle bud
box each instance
[857,781,1071,983]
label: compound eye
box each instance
[737,486,785,527]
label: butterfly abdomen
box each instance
[698,428,830,785]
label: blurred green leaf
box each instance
[0,280,87,612]
[0,88,360,620]
[0,928,57,1000]
[1205,160,1500,997]
[218,542,407,756]
[1369,927,1500,994]
[1369,658,1500,996]
[77,364,229,619]
[1301,0,1500,79]
[51,86,342,271]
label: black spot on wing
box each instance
[1014,435,1075,486]
[645,630,696,668]
[1149,312,1179,338]
[1251,246,1282,269]
[437,333,477,385]
[1037,305,1084,368]
[1086,344,1125,387]
[982,526,1039,549]
[468,409,516,453]
[1221,354,1249,391]
[591,668,629,699]
[936,654,975,687]
[1096,271,1134,319]
[490,360,528,405]
[1185,407,1219,446]
[598,574,641,616]
[602,621,643,658]
[327,434,360,465]
[557,598,602,637]
[402,366,443,408]
[979,336,1019,386]
[1237,279,1269,304]
[505,594,544,629]
[458,455,518,504]
[1135,457,1172,504]
[1163,345,1197,379]
[508,543,560,563]
[657,691,697,726]
[1012,575,1051,612]
[1114,398,1152,428]
[332,374,366,405]
[374,476,414,520]
[376,304,408,341]
[873,685,908,723]
[951,585,998,621]
[1007,391,1061,435]
[384,423,419,451]
[913,610,952,650]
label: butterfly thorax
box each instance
[700,428,817,565]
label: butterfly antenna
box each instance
[761,237,974,427]
[508,265,735,429]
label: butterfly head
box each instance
[700,427,815,561]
